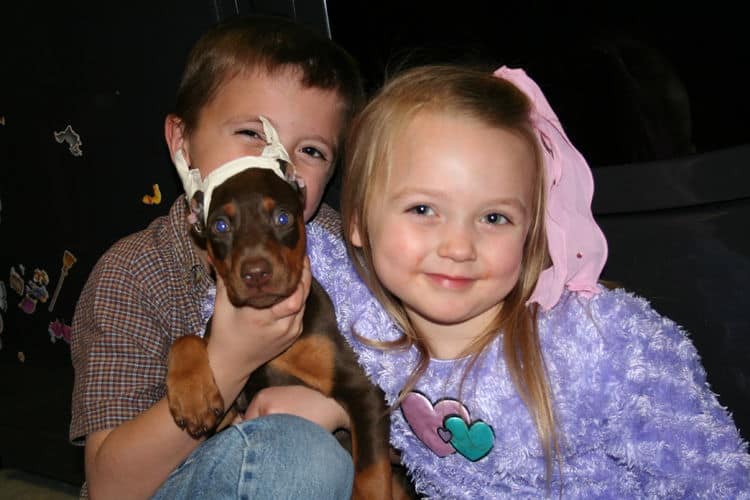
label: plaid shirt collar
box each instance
[169,195,214,297]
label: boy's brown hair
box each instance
[174,15,364,150]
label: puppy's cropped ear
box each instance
[295,179,307,206]
[279,159,307,204]
[188,191,207,248]
[279,159,292,179]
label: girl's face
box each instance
[173,69,343,222]
[352,111,537,358]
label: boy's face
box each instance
[179,69,343,222]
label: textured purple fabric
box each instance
[306,218,750,499]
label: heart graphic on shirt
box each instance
[444,416,494,461]
[400,391,471,457]
[436,427,452,443]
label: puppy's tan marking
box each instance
[269,335,336,395]
[223,202,236,218]
[262,196,276,213]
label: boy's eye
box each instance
[213,218,231,233]
[408,204,434,216]
[300,146,327,161]
[483,213,509,225]
[237,129,264,141]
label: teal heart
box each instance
[444,416,494,461]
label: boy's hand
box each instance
[242,385,351,433]
[206,257,312,397]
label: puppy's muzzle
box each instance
[241,257,272,288]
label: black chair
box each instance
[593,144,750,442]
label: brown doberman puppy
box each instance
[165,164,402,499]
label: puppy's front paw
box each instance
[166,335,225,438]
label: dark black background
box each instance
[328,1,748,165]
[0,0,747,487]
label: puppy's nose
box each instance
[241,258,272,288]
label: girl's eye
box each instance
[408,204,434,216]
[300,146,327,161]
[275,210,292,226]
[213,219,230,233]
[484,213,509,225]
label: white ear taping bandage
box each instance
[173,116,296,223]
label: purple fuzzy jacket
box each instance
[306,217,750,499]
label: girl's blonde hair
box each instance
[342,64,558,477]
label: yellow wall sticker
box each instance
[142,183,162,205]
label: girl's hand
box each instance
[243,385,351,433]
[206,258,312,395]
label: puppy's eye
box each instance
[275,210,292,227]
[213,218,231,233]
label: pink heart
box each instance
[400,391,470,457]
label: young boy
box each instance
[69,15,364,499]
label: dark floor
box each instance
[0,469,79,500]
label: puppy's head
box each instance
[194,167,306,308]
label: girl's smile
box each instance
[352,109,537,358]
[424,273,475,290]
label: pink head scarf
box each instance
[493,66,608,311]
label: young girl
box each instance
[303,65,750,497]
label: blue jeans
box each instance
[152,414,353,499]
